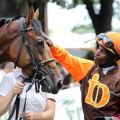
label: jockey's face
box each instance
[94,45,110,66]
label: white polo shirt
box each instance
[0,68,55,120]
[0,70,6,84]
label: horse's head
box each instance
[0,7,62,94]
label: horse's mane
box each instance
[0,16,42,35]
[0,16,21,28]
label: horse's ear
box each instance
[25,6,34,26]
[33,8,39,20]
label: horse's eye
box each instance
[36,40,44,46]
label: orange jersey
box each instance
[50,44,94,81]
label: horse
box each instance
[0,8,63,120]
[0,7,62,94]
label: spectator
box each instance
[0,62,56,120]
[0,62,14,120]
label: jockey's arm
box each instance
[50,43,94,82]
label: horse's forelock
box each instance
[31,20,42,35]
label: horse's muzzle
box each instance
[40,75,62,94]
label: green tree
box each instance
[0,0,115,35]
[51,0,114,35]
[0,0,48,33]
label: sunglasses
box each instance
[97,33,120,58]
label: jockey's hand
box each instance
[41,31,53,47]
[11,82,24,96]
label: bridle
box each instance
[7,17,62,120]
[16,17,61,93]
[15,17,48,92]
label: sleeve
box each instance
[47,93,55,101]
[0,75,13,96]
[0,71,6,85]
[50,44,95,82]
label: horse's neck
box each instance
[0,20,19,43]
[0,20,20,63]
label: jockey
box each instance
[44,32,120,120]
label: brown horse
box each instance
[0,7,62,94]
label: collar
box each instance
[102,66,115,75]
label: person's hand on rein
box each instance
[19,111,36,120]
[11,82,24,96]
